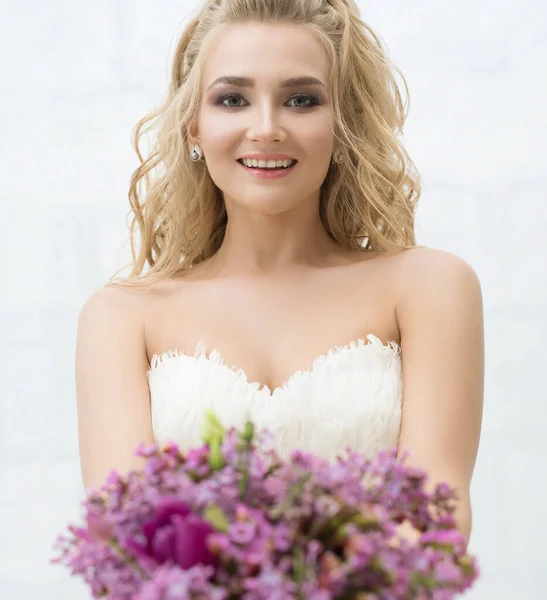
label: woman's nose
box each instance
[246,104,287,144]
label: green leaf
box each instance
[201,409,225,445]
[293,548,305,583]
[209,439,225,471]
[203,504,230,532]
[239,468,249,499]
[241,420,254,443]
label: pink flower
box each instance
[420,529,465,550]
[85,507,112,542]
[128,497,217,570]
[52,417,480,599]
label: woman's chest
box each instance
[144,269,399,392]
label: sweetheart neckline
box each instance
[147,333,402,397]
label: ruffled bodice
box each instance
[147,334,403,461]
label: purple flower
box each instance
[229,521,256,545]
[434,556,465,584]
[52,414,480,599]
[243,564,299,596]
[420,529,465,551]
[135,564,227,600]
[272,524,293,552]
[128,497,217,570]
[85,507,112,543]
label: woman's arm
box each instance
[395,248,485,546]
[75,285,155,492]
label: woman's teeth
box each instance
[240,158,296,169]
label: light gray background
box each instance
[1,1,546,598]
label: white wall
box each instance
[1,1,546,598]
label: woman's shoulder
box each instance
[78,284,147,333]
[390,246,482,319]
[340,245,472,272]
[90,274,197,322]
[98,274,185,302]
[392,246,480,284]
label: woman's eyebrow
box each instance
[206,75,326,92]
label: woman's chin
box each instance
[226,196,299,216]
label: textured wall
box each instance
[1,1,546,598]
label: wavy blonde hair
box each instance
[106,0,421,287]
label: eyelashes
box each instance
[214,93,321,109]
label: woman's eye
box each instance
[287,95,320,108]
[218,94,247,108]
[216,94,320,109]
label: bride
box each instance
[75,0,484,548]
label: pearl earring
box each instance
[332,150,344,164]
[190,143,203,162]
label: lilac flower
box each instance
[229,520,256,545]
[85,506,112,542]
[433,556,466,584]
[420,529,466,552]
[135,564,227,600]
[272,523,293,552]
[243,564,299,598]
[52,414,480,600]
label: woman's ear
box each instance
[187,122,200,146]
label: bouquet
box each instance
[52,411,479,599]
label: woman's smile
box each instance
[237,158,298,179]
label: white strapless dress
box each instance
[147,334,403,462]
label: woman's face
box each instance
[195,23,334,215]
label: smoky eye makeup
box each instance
[211,92,325,109]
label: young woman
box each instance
[75,0,484,546]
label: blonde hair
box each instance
[106,0,421,287]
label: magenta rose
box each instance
[128,497,217,569]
